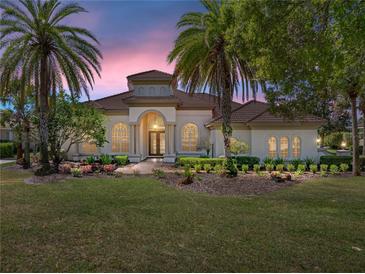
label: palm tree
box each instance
[168,0,262,176]
[0,0,102,174]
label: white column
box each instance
[170,124,175,154]
[165,125,169,155]
[136,124,140,154]
[129,124,134,154]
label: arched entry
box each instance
[138,111,166,158]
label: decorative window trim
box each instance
[268,136,277,158]
[279,136,289,159]
[181,123,199,152]
[112,122,129,153]
[292,136,301,158]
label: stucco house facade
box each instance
[65,70,323,163]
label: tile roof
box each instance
[89,89,242,116]
[206,100,324,126]
[126,70,172,81]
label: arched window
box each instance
[182,123,198,151]
[112,123,129,153]
[292,136,301,158]
[268,137,277,158]
[82,142,97,154]
[280,137,289,158]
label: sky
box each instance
[63,0,205,101]
[0,0,264,106]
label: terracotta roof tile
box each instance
[207,101,324,125]
[127,70,172,81]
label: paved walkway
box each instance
[0,159,16,165]
[115,158,164,175]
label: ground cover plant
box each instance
[0,166,364,272]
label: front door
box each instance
[149,131,165,156]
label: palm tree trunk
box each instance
[349,93,360,176]
[38,56,50,174]
[222,86,232,158]
[23,122,30,169]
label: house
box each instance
[65,70,323,163]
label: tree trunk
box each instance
[349,94,360,176]
[37,56,51,174]
[23,122,30,169]
[222,88,232,159]
[363,113,365,156]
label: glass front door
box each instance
[149,131,165,156]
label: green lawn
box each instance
[1,168,364,272]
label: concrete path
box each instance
[0,159,16,165]
[115,158,164,175]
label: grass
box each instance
[0,167,364,272]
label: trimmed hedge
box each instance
[114,155,128,166]
[233,156,260,168]
[178,157,225,167]
[0,142,14,158]
[320,155,365,170]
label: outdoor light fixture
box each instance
[316,138,321,144]
[341,141,346,149]
[153,124,157,129]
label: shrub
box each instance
[253,164,261,174]
[152,168,165,178]
[59,163,72,174]
[320,164,328,176]
[263,157,274,165]
[71,168,82,177]
[340,163,349,172]
[0,142,14,158]
[203,164,212,173]
[103,164,116,173]
[233,156,260,168]
[273,157,285,166]
[304,157,315,170]
[276,164,284,173]
[100,154,112,165]
[324,132,344,149]
[181,165,194,184]
[242,164,249,173]
[297,164,306,173]
[214,164,225,175]
[330,164,339,175]
[80,165,92,174]
[224,158,238,177]
[179,157,224,167]
[86,156,95,164]
[194,164,202,173]
[320,155,351,165]
[265,163,274,172]
[114,155,128,166]
[309,164,318,174]
[290,158,303,169]
[286,164,295,172]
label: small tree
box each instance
[229,138,249,156]
[47,93,107,170]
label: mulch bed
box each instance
[160,172,310,196]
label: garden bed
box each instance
[159,171,323,196]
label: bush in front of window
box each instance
[263,157,274,165]
[233,156,260,168]
[100,154,112,165]
[179,157,225,167]
[114,155,128,166]
[290,158,304,169]
[273,157,285,166]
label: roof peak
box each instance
[126,69,172,80]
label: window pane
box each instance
[292,136,301,158]
[182,123,198,151]
[280,137,289,158]
[268,137,277,158]
[82,142,97,154]
[112,123,129,153]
